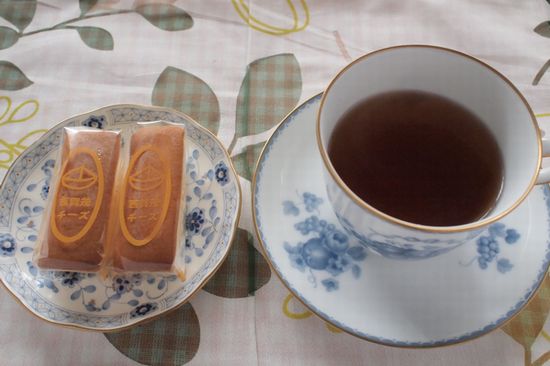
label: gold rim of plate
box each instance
[0,103,242,333]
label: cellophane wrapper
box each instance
[33,127,122,272]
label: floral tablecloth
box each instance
[1,0,550,365]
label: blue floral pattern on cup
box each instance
[334,211,481,260]
[283,192,367,292]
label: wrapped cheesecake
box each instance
[34,127,121,272]
[34,122,186,279]
[107,123,186,278]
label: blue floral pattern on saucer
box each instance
[0,105,240,330]
[458,223,520,273]
[253,93,550,347]
[283,192,366,292]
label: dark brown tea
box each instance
[327,90,503,226]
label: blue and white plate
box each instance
[0,105,240,331]
[253,94,550,347]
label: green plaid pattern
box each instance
[232,141,264,180]
[0,61,33,90]
[203,228,271,298]
[137,4,193,32]
[152,66,220,134]
[502,273,550,348]
[0,26,18,49]
[235,53,301,138]
[105,303,200,366]
[72,26,114,51]
[0,0,36,31]
[207,53,301,298]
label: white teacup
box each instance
[317,45,550,259]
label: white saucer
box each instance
[253,93,550,347]
[0,104,240,331]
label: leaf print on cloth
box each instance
[533,1,550,85]
[232,141,264,181]
[206,53,302,298]
[136,4,193,31]
[14,3,193,45]
[105,303,199,366]
[0,2,194,89]
[152,67,220,135]
[79,0,99,16]
[535,21,550,38]
[150,52,302,292]
[202,228,271,297]
[0,97,46,171]
[230,52,302,200]
[0,27,19,50]
[282,293,344,333]
[0,0,37,31]
[0,97,38,128]
[533,59,550,86]
[229,53,302,153]
[152,54,302,176]
[0,62,33,91]
[502,274,550,366]
[71,26,114,51]
[232,0,310,36]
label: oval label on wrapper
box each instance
[119,144,171,246]
[51,147,104,245]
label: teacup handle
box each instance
[537,137,550,184]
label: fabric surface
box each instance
[1,0,550,365]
